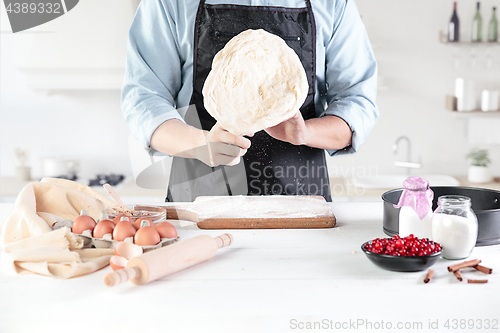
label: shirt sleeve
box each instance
[321,0,379,156]
[121,0,186,154]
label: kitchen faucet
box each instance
[393,136,422,175]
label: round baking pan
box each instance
[382,186,500,246]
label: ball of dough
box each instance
[202,29,308,136]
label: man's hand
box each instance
[264,111,308,146]
[197,123,252,167]
[265,113,353,150]
[151,119,251,167]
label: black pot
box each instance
[382,186,500,246]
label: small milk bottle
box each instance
[394,177,434,239]
[431,195,478,260]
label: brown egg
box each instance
[113,220,137,241]
[93,220,115,239]
[155,222,178,239]
[134,218,154,230]
[109,255,128,271]
[134,226,161,246]
[72,214,97,234]
[114,241,143,259]
[113,214,133,225]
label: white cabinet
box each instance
[16,0,140,92]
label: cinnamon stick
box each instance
[447,259,481,272]
[473,265,493,274]
[424,269,434,283]
[453,270,463,281]
[467,279,488,284]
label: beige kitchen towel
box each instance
[3,227,114,278]
[1,179,116,278]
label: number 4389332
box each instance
[444,319,498,330]
[5,2,61,14]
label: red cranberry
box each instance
[364,236,441,256]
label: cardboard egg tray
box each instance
[75,232,178,252]
[52,220,178,252]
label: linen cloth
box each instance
[2,178,116,278]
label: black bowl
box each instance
[382,186,500,246]
[361,241,441,272]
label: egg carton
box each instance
[75,231,178,252]
[52,220,178,252]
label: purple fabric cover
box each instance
[394,177,434,220]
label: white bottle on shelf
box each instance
[481,90,499,111]
[455,78,477,111]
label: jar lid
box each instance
[403,176,430,191]
[437,195,472,207]
[394,177,434,220]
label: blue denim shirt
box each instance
[122,0,379,156]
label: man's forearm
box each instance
[304,115,352,150]
[150,119,207,158]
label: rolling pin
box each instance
[104,234,232,286]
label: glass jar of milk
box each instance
[394,177,434,239]
[431,195,478,260]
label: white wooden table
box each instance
[0,202,499,333]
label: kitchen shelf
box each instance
[439,31,500,46]
[440,41,500,47]
[448,110,500,118]
[445,96,500,117]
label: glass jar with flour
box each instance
[431,195,478,260]
[394,177,434,239]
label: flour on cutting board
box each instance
[193,195,332,219]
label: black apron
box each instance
[167,0,332,202]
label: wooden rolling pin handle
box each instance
[214,233,233,248]
[104,267,140,287]
[104,234,233,287]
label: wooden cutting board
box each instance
[164,195,336,229]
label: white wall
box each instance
[0,0,134,179]
[1,0,499,183]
